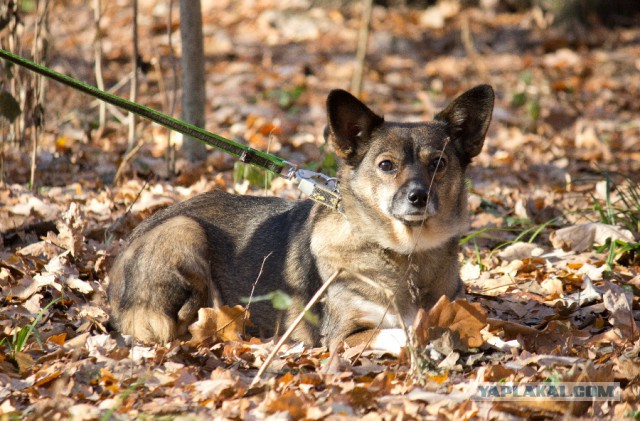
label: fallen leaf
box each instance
[215,305,251,342]
[33,366,62,387]
[558,275,602,307]
[188,307,218,343]
[6,273,57,301]
[498,242,544,261]
[483,364,516,382]
[414,297,488,349]
[550,223,635,252]
[52,203,87,257]
[46,332,67,346]
[265,390,307,419]
[602,282,638,338]
[540,276,564,296]
[460,261,481,281]
[14,352,35,374]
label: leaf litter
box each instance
[1,0,640,419]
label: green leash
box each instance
[0,48,343,212]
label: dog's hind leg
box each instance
[108,216,215,342]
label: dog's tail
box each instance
[114,307,185,343]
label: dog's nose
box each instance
[407,188,428,208]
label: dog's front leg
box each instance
[344,328,408,356]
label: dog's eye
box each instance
[378,160,396,173]
[428,157,447,173]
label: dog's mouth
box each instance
[395,213,429,227]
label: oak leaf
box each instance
[414,296,488,349]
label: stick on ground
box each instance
[250,269,343,388]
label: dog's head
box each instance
[325,85,494,254]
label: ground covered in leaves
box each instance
[1,0,640,419]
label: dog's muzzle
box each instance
[392,184,438,226]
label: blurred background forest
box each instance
[1,0,640,418]
[2,0,639,188]
[2,0,639,250]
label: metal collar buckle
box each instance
[281,163,343,214]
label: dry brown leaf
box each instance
[46,332,67,346]
[130,190,176,214]
[483,364,517,382]
[487,318,539,337]
[521,320,589,354]
[602,282,639,339]
[7,273,57,301]
[414,296,488,349]
[498,242,544,261]
[14,352,35,374]
[216,305,251,342]
[52,203,87,257]
[612,351,640,381]
[33,367,62,387]
[550,223,635,252]
[188,307,218,343]
[265,390,307,419]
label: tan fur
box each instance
[109,216,216,341]
[117,307,180,343]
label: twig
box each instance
[88,75,133,125]
[250,269,343,387]
[350,300,392,365]
[242,252,273,335]
[349,272,421,375]
[114,137,145,184]
[350,0,373,96]
[106,173,151,244]
[89,72,132,101]
[460,14,486,77]
[30,125,38,191]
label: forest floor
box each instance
[1,0,640,419]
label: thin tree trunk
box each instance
[30,0,49,190]
[94,0,106,133]
[127,0,138,151]
[166,0,177,174]
[179,0,207,162]
[350,0,373,97]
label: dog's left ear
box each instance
[326,89,384,163]
[435,85,494,165]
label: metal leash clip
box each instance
[281,161,343,213]
[295,169,343,213]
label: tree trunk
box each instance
[179,0,207,162]
[127,0,138,151]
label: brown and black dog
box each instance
[108,85,494,354]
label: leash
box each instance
[0,48,343,213]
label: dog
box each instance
[107,85,494,355]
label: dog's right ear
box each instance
[326,90,384,163]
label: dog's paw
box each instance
[370,328,407,356]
